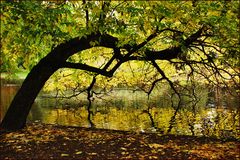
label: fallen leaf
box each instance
[61,153,69,157]
[88,152,97,155]
[120,147,127,151]
[149,143,164,149]
[75,151,83,155]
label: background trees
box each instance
[0,1,239,130]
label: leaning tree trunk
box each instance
[0,58,59,130]
[0,33,118,131]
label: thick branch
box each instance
[108,29,161,75]
[145,47,182,60]
[48,26,207,81]
[48,33,119,63]
[62,62,113,77]
[143,26,207,61]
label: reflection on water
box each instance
[1,81,239,139]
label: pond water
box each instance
[1,81,239,139]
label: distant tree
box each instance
[0,1,239,130]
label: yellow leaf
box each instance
[61,153,69,157]
[88,153,97,155]
[75,151,83,155]
[120,147,127,151]
[121,151,129,155]
[149,143,164,149]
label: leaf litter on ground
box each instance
[0,123,239,160]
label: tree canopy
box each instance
[1,1,239,90]
[0,0,239,130]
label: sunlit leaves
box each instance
[1,1,239,100]
[1,1,83,72]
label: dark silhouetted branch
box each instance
[62,62,113,77]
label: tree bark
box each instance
[0,58,58,130]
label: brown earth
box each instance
[0,123,239,160]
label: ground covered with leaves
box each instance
[0,123,239,160]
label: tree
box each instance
[0,1,239,130]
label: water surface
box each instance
[1,81,239,139]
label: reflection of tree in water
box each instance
[197,87,239,138]
[28,102,43,123]
[140,102,162,133]
[206,90,216,108]
[187,102,198,136]
[86,77,96,128]
[22,84,239,139]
